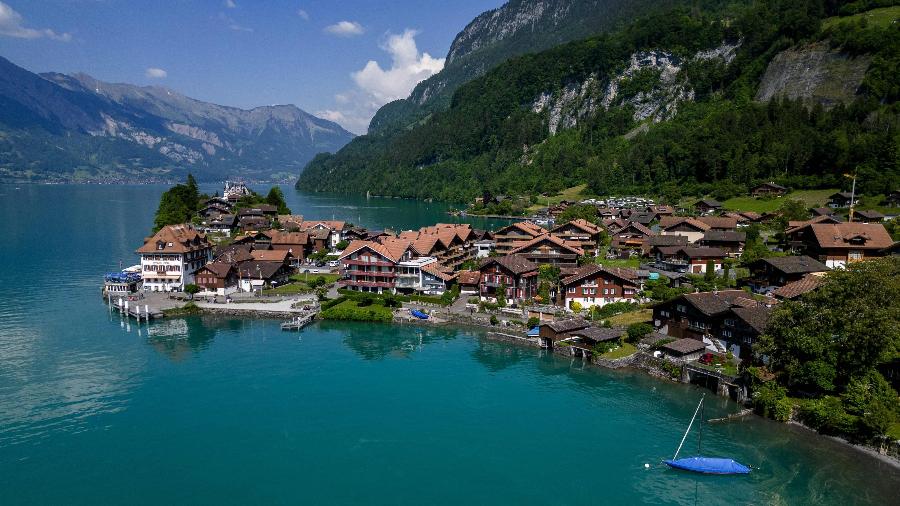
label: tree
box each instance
[626,322,653,343]
[153,175,202,231]
[265,187,291,214]
[335,240,350,251]
[496,281,507,308]
[184,284,200,299]
[557,204,599,224]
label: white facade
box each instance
[474,240,495,258]
[140,249,212,292]
[396,257,438,292]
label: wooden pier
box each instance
[109,296,164,321]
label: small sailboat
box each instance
[664,394,751,475]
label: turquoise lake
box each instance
[0,184,897,505]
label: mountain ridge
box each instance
[0,56,355,183]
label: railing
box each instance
[344,270,396,278]
[338,279,394,288]
[342,259,394,267]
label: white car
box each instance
[328,260,340,268]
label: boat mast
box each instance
[673,394,705,460]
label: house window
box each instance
[722,330,732,338]
[568,287,576,294]
[677,304,687,313]
[848,250,863,260]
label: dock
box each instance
[109,295,164,321]
[281,312,316,331]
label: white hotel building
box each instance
[136,224,213,292]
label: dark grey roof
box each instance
[681,290,751,316]
[480,254,538,275]
[662,338,707,355]
[648,235,690,247]
[731,306,773,334]
[756,255,828,275]
[543,318,590,333]
[701,231,746,243]
[696,198,722,207]
[568,327,625,342]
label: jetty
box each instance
[109,295,164,321]
[281,312,317,331]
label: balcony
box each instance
[338,279,394,289]
[342,259,394,267]
[344,270,396,278]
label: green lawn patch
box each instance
[527,184,590,212]
[601,342,637,360]
[320,299,393,323]
[607,309,653,326]
[887,422,900,441]
[822,6,900,30]
[722,189,837,213]
[599,257,641,269]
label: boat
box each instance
[410,309,430,320]
[663,394,751,475]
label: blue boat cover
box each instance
[664,457,750,475]
[527,326,540,337]
[411,309,430,320]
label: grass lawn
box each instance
[320,299,393,322]
[607,309,653,326]
[822,6,900,30]
[264,272,340,295]
[527,184,589,212]
[290,272,340,284]
[887,422,900,441]
[694,360,739,378]
[601,342,637,360]
[599,257,641,269]
[722,189,837,213]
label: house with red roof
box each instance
[559,264,641,310]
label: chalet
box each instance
[653,290,772,358]
[786,222,893,268]
[560,264,640,310]
[509,234,584,268]
[136,225,213,292]
[643,234,690,257]
[550,219,604,256]
[236,261,293,292]
[660,338,707,362]
[194,262,238,295]
[608,222,654,255]
[343,227,368,242]
[238,215,271,231]
[746,255,828,293]
[477,255,539,304]
[722,306,773,358]
[659,217,710,243]
[655,246,726,274]
[421,262,456,295]
[202,214,237,235]
[268,231,310,264]
[278,215,306,230]
[851,210,885,223]
[811,207,835,217]
[646,205,675,218]
[828,191,859,208]
[628,212,656,226]
[887,190,900,207]
[554,327,627,359]
[697,216,738,231]
[456,270,481,294]
[537,319,591,349]
[699,230,746,257]
[752,182,787,197]
[738,211,764,223]
[338,239,413,294]
[786,214,843,233]
[694,198,722,215]
[772,274,824,300]
[493,222,545,255]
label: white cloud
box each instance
[217,12,252,32]
[320,29,444,134]
[324,20,363,37]
[145,67,167,79]
[297,8,309,21]
[0,1,71,41]
[224,0,236,8]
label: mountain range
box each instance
[298,0,899,202]
[0,56,354,183]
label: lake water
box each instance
[0,184,897,505]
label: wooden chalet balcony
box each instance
[338,279,395,289]
[344,270,396,278]
[343,258,394,267]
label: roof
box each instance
[679,290,753,316]
[662,338,707,355]
[268,231,308,246]
[457,270,481,285]
[731,306,773,334]
[136,225,211,254]
[697,216,738,230]
[339,239,408,263]
[830,191,855,199]
[786,215,843,232]
[648,235,690,247]
[251,249,291,262]
[695,198,722,208]
[496,221,545,237]
[421,262,456,282]
[807,223,893,250]
[542,318,591,333]
[701,230,746,243]
[753,255,828,275]
[754,182,787,191]
[678,247,726,259]
[198,262,235,278]
[660,217,711,232]
[510,234,585,256]
[479,254,539,275]
[854,210,885,220]
[568,327,626,342]
[551,218,602,235]
[772,274,824,300]
[236,261,288,280]
[739,211,763,221]
[811,207,834,216]
[561,264,638,286]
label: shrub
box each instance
[490,315,499,325]
[357,294,374,307]
[569,301,583,313]
[626,322,653,344]
[527,317,540,328]
[798,396,857,436]
[467,297,479,304]
[753,382,793,422]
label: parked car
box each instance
[328,260,340,267]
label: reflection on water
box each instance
[322,320,460,361]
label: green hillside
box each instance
[298,0,900,203]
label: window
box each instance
[568,287,576,294]
[722,330,732,338]
[848,250,863,260]
[677,304,687,313]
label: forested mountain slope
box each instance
[298,0,900,202]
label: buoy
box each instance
[644,463,650,469]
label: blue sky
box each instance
[0,0,503,133]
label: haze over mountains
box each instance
[0,56,354,183]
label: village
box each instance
[105,180,899,399]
